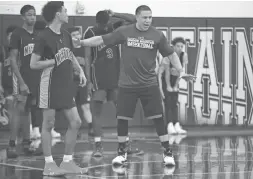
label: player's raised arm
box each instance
[30,35,55,70]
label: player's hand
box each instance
[167,86,173,92]
[20,83,30,96]
[180,74,196,82]
[105,9,114,17]
[79,71,87,87]
[87,82,94,94]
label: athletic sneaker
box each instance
[60,160,88,174]
[174,122,187,134]
[112,143,128,165]
[92,142,103,157]
[163,148,175,166]
[51,129,61,138]
[43,161,66,176]
[167,123,177,134]
[22,140,43,156]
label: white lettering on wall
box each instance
[221,28,233,99]
[194,28,219,96]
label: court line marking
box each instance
[0,162,43,171]
[0,158,252,178]
[0,138,252,177]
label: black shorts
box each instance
[75,85,90,105]
[37,67,76,110]
[92,89,118,102]
[117,85,163,120]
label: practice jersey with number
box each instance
[84,25,120,90]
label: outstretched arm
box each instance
[79,28,125,47]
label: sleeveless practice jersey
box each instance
[0,46,13,92]
[9,27,41,95]
[33,27,75,109]
[84,25,120,90]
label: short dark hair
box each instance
[20,5,35,15]
[135,5,151,15]
[42,1,64,23]
[172,37,186,46]
[34,20,47,31]
[68,27,80,34]
[96,11,109,25]
[6,25,18,35]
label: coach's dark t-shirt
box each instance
[102,24,174,88]
[9,27,40,95]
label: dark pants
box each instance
[162,75,179,125]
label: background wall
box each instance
[0,1,252,129]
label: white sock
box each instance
[126,136,129,141]
[94,137,101,142]
[34,127,40,133]
[45,156,54,163]
[63,155,73,162]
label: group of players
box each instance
[0,1,195,176]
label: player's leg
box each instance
[108,88,143,156]
[171,92,186,134]
[112,87,138,165]
[76,86,94,137]
[42,108,67,176]
[6,95,18,158]
[91,90,107,157]
[59,106,87,174]
[164,91,177,134]
[140,85,175,166]
[30,105,41,139]
[169,75,186,134]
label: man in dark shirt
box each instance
[30,1,87,176]
[78,5,195,167]
[8,5,42,159]
[83,10,142,157]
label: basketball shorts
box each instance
[37,67,76,110]
[117,85,163,120]
[92,88,118,102]
[75,85,91,105]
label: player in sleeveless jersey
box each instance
[83,10,143,157]
[68,27,94,137]
[158,37,189,135]
[30,20,61,140]
[77,5,196,168]
[0,26,17,127]
[30,2,87,176]
[8,5,42,159]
